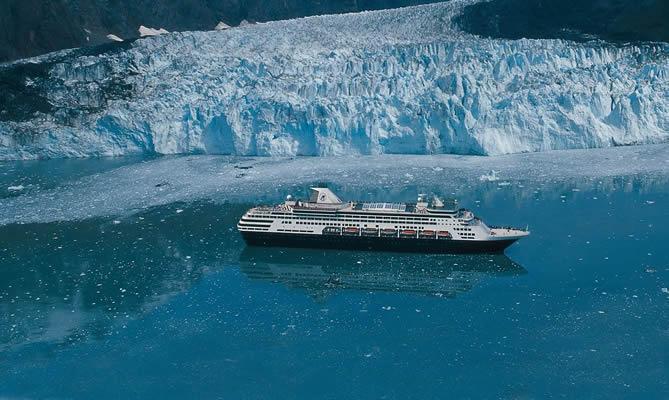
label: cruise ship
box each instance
[237,188,529,253]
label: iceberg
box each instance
[106,34,124,42]
[0,0,668,160]
[138,25,170,37]
[214,22,231,31]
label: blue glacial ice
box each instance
[0,0,668,160]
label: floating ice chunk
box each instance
[662,287,668,294]
[1,145,669,227]
[106,34,123,42]
[479,170,500,182]
[215,21,231,31]
[139,25,169,37]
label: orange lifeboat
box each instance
[419,230,436,239]
[437,231,452,240]
[362,228,379,237]
[342,227,360,236]
[399,229,417,238]
[380,228,398,237]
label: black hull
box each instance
[240,231,517,254]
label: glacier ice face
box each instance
[0,0,668,160]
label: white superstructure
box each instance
[237,187,529,243]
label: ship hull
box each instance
[240,231,517,254]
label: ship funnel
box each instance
[309,187,343,204]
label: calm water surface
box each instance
[0,159,667,399]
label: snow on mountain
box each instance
[0,0,668,160]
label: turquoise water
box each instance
[0,157,668,399]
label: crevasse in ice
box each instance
[1,0,668,160]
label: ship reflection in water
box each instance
[239,247,526,300]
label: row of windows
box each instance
[284,220,448,230]
[260,213,454,223]
[290,221,338,226]
[277,219,455,226]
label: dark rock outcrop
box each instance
[456,0,669,43]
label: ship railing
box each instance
[254,205,291,213]
[490,226,525,232]
[293,202,349,211]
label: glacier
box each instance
[1,0,668,160]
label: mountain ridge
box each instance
[0,0,440,62]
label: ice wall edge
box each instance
[1,0,668,160]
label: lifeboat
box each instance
[342,227,361,236]
[399,229,417,238]
[437,231,452,240]
[418,230,436,239]
[380,228,398,237]
[362,228,379,237]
